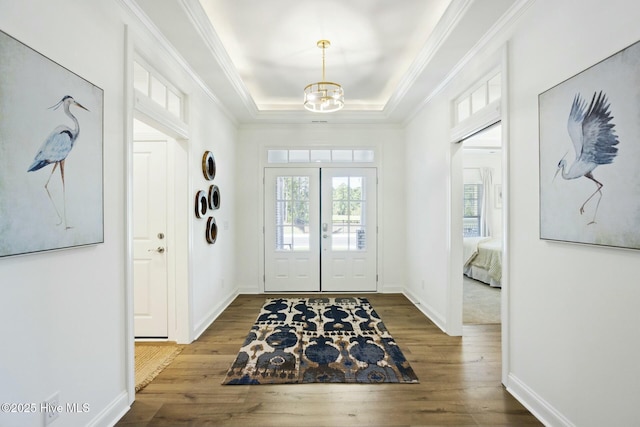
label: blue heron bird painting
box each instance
[0,29,104,257]
[553,91,619,225]
[27,96,90,230]
[539,38,640,250]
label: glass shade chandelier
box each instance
[303,40,344,113]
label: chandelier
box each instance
[303,40,344,113]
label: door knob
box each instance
[148,247,165,253]
[323,234,328,238]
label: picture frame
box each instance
[0,30,104,257]
[539,39,640,250]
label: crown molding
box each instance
[248,109,398,125]
[179,0,259,117]
[117,0,238,125]
[402,0,536,126]
[384,0,474,116]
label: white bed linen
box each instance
[463,237,502,287]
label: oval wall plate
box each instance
[195,190,208,218]
[208,184,221,210]
[202,151,216,181]
[206,216,218,244]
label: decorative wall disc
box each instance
[206,216,218,244]
[202,151,216,181]
[208,184,221,210]
[195,190,208,218]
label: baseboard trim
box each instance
[380,284,403,293]
[403,288,447,333]
[88,390,129,427]
[238,285,260,294]
[506,373,574,427]
[192,289,239,340]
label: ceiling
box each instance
[131,0,517,124]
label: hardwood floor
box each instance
[116,294,542,426]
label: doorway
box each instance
[132,119,184,340]
[264,167,377,292]
[461,123,503,325]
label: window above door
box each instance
[267,149,375,164]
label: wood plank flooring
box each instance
[116,294,542,426]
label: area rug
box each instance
[222,297,419,385]
[135,344,183,392]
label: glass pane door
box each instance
[264,168,320,292]
[321,168,377,292]
[264,167,377,292]
[330,176,367,251]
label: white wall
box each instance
[506,1,640,425]
[0,1,129,425]
[0,1,239,426]
[404,101,453,327]
[236,124,405,293]
[124,1,239,343]
[188,91,237,338]
[405,0,640,425]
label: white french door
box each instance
[264,168,320,292]
[320,168,377,292]
[264,167,377,292]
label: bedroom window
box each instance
[463,184,483,237]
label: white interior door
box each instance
[321,168,377,292]
[264,168,320,292]
[133,140,168,337]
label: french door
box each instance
[264,167,377,292]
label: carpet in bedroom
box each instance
[463,276,501,324]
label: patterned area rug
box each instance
[222,297,419,385]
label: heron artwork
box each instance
[554,91,619,225]
[27,95,89,229]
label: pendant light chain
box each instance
[321,42,326,81]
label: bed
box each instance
[463,236,502,287]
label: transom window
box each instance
[267,149,374,164]
[133,59,185,121]
[455,72,501,124]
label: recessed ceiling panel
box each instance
[198,0,452,109]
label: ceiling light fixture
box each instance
[303,40,344,113]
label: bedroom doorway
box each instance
[461,123,503,325]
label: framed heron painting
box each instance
[0,30,104,257]
[539,39,640,250]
